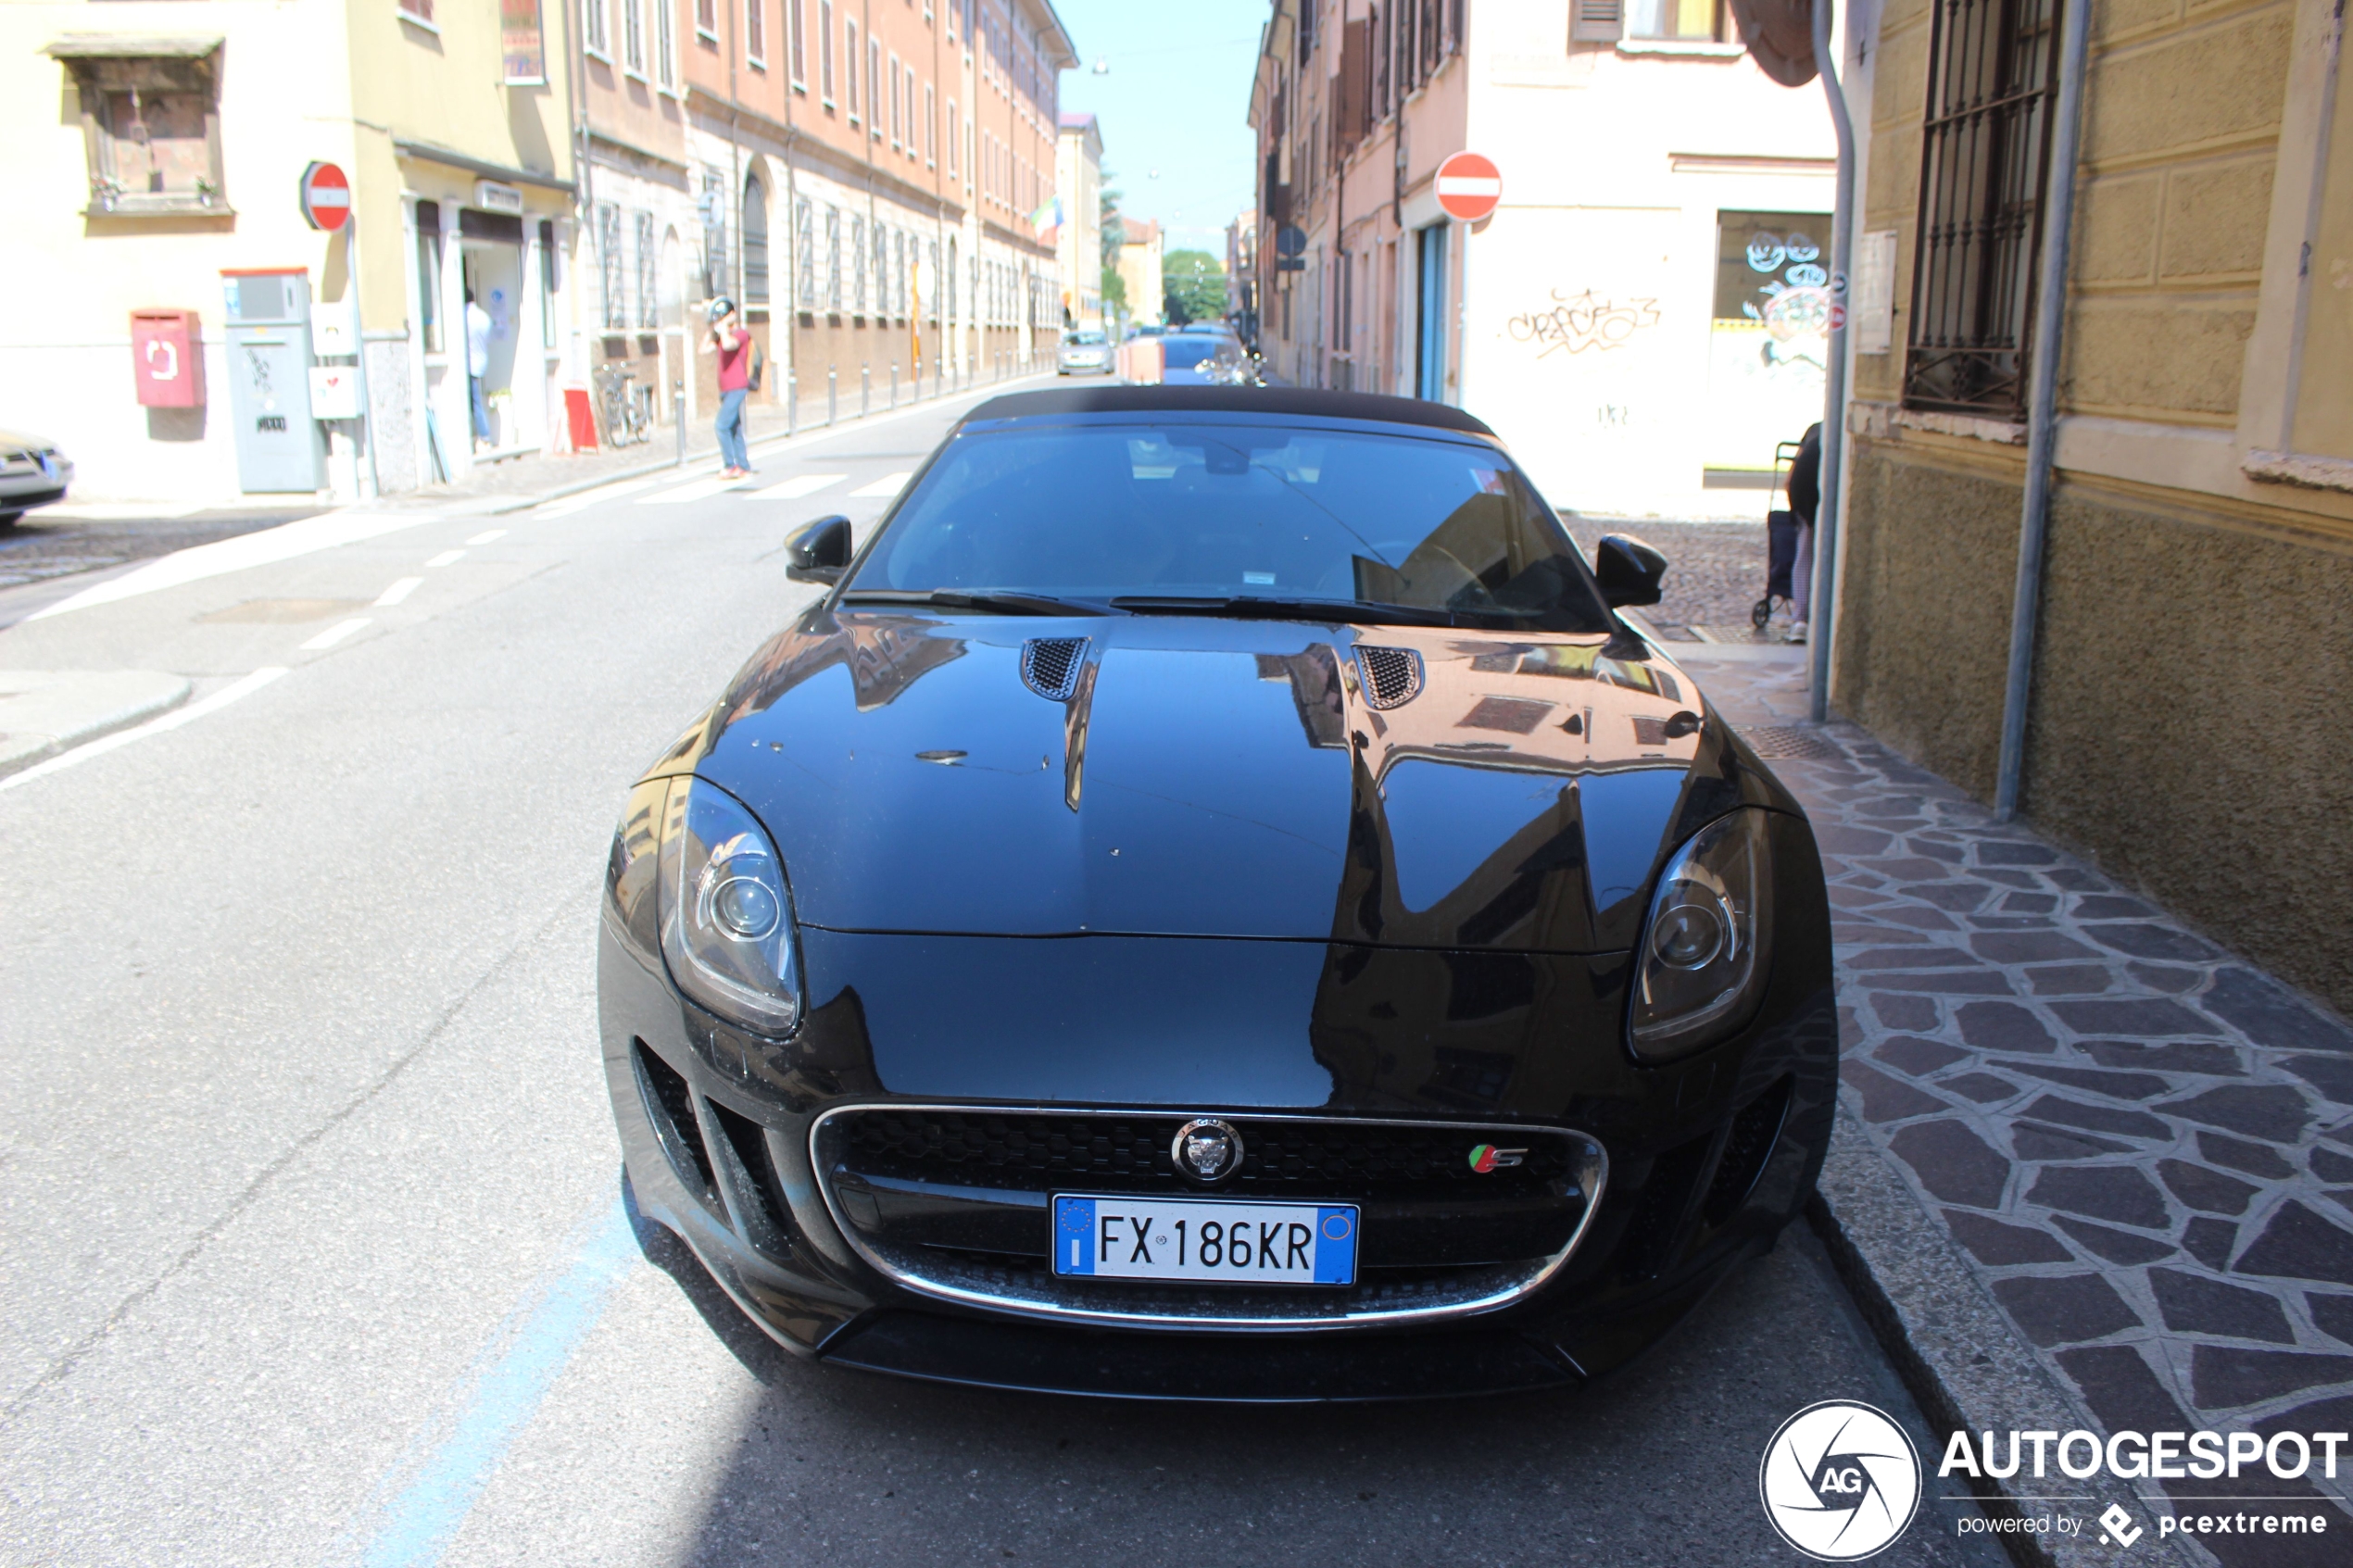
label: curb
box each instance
[1806,1111,2207,1568]
[0,670,193,779]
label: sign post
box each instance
[299,161,377,498]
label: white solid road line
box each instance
[638,475,751,505]
[425,549,466,568]
[849,470,913,498]
[374,577,424,607]
[466,529,509,545]
[0,667,290,791]
[749,472,849,499]
[300,618,372,651]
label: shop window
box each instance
[48,42,228,215]
[1627,0,1724,41]
[1904,0,2062,417]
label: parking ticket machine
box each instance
[220,269,323,493]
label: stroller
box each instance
[1751,437,1809,633]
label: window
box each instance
[843,19,857,115]
[415,201,444,352]
[502,0,547,83]
[584,0,609,58]
[700,169,729,296]
[796,196,816,307]
[656,0,677,87]
[400,0,435,25]
[889,53,902,148]
[743,173,771,303]
[1905,0,2061,415]
[925,83,935,165]
[623,0,645,75]
[53,44,229,215]
[635,209,659,327]
[697,0,717,40]
[539,219,560,346]
[870,37,883,140]
[599,202,626,328]
[946,98,958,174]
[852,214,868,313]
[746,0,765,66]
[1627,0,1723,41]
[874,221,891,316]
[825,204,843,311]
[906,67,919,158]
[788,0,806,83]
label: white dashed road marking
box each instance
[466,529,508,545]
[374,577,423,607]
[425,549,465,568]
[749,473,849,499]
[849,470,913,498]
[300,618,372,651]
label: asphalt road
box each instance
[0,387,2006,1567]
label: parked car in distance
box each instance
[0,430,72,525]
[598,384,1837,1401]
[1156,333,1247,386]
[1058,330,1116,376]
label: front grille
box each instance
[835,1109,1573,1201]
[1020,636,1087,700]
[1354,645,1424,709]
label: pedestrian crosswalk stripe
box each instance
[749,473,848,499]
[532,476,666,516]
[849,470,913,498]
[637,475,751,505]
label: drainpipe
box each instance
[1994,0,2095,821]
[1806,0,1855,723]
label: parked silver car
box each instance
[1056,329,1115,375]
[0,430,72,525]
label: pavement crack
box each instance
[0,881,598,1429]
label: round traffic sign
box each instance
[300,161,351,232]
[1434,151,1501,222]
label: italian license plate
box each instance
[1051,1194,1358,1286]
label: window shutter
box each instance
[1571,0,1624,43]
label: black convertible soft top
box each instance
[958,383,1498,437]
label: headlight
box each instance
[1628,809,1773,1060]
[657,777,802,1035]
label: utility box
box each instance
[130,309,205,408]
[220,269,323,493]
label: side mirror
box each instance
[786,515,852,583]
[1594,533,1667,608]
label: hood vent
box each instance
[1353,646,1424,710]
[1021,636,1088,701]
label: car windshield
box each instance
[1064,331,1106,345]
[1160,339,1224,370]
[848,421,1616,632]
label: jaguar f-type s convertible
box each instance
[600,385,1836,1400]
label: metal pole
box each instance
[827,365,837,426]
[890,360,899,409]
[862,361,870,418]
[1806,0,1856,723]
[346,217,381,500]
[786,370,798,435]
[673,379,685,466]
[1994,0,2095,821]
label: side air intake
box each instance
[1353,646,1424,709]
[1022,637,1088,700]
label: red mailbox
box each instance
[131,308,205,408]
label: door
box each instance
[1416,224,1448,403]
[459,241,523,449]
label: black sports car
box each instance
[600,386,1835,1400]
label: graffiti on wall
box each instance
[1505,290,1662,358]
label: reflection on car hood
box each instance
[660,612,1785,953]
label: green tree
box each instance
[1162,249,1227,326]
[1101,267,1128,314]
[1099,172,1126,275]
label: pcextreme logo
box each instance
[1759,1400,1923,1561]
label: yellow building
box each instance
[2,0,576,501]
[1118,217,1164,329]
[1839,0,2353,1012]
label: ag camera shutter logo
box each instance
[1759,1400,1922,1560]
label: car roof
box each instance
[956,385,1498,437]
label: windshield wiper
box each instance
[837,589,1116,616]
[1109,595,1461,627]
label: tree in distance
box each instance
[1163,249,1227,326]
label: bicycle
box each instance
[593,363,652,448]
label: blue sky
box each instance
[1052,0,1267,258]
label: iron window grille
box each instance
[825,205,843,312]
[852,214,868,315]
[598,202,625,330]
[795,196,815,308]
[635,209,658,329]
[742,176,770,306]
[1903,0,2064,418]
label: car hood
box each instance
[666,611,1781,954]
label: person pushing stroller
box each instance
[1754,422,1821,645]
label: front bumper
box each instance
[599,809,1835,1399]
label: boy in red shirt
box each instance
[701,298,754,478]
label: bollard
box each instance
[827,365,837,427]
[889,361,898,409]
[862,362,871,419]
[673,380,686,467]
[786,371,798,436]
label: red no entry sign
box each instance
[1434,152,1501,222]
[300,161,351,232]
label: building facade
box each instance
[1054,111,1104,327]
[1116,217,1164,328]
[1835,0,2353,1014]
[5,0,578,501]
[1246,0,1837,517]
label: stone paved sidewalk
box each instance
[1684,645,2353,1565]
